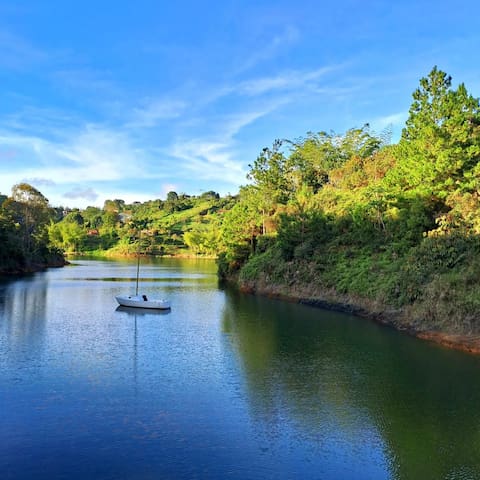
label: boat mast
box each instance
[135,233,141,296]
[135,252,140,295]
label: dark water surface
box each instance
[1,257,480,479]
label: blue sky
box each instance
[0,0,479,208]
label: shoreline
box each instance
[237,279,480,356]
[0,256,68,276]
[64,251,216,259]
[5,253,480,355]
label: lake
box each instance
[1,257,480,479]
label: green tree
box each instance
[3,183,53,256]
[102,211,120,229]
[166,191,179,202]
[277,186,330,260]
[390,66,480,199]
[83,206,103,228]
[221,199,262,251]
[48,221,86,252]
[0,210,22,269]
[103,199,125,212]
[64,210,84,225]
[183,222,221,255]
[247,139,292,205]
[287,125,383,192]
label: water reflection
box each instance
[115,305,172,316]
[222,287,480,480]
[2,259,480,479]
[0,274,48,349]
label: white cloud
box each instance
[170,139,246,184]
[238,66,338,96]
[0,125,157,199]
[166,102,283,186]
[127,98,188,128]
[1,105,83,140]
[221,103,287,138]
[54,126,144,180]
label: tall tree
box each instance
[247,139,292,205]
[390,66,480,200]
[3,183,53,256]
[287,125,383,192]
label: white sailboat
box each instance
[116,252,170,310]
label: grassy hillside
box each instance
[48,191,236,257]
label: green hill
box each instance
[48,190,237,257]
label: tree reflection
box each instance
[221,288,480,479]
[0,274,48,346]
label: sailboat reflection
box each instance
[115,304,171,395]
[115,305,171,316]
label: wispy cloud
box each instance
[238,66,337,96]
[53,126,150,181]
[2,105,81,139]
[235,25,300,74]
[0,125,150,186]
[166,101,283,186]
[221,103,287,137]
[127,98,188,128]
[0,126,160,206]
[170,139,246,184]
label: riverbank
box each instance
[237,275,480,356]
[0,253,68,276]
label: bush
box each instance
[395,234,479,304]
[217,244,252,279]
[239,245,285,283]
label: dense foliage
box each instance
[218,67,480,335]
[0,183,65,274]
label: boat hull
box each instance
[115,295,171,310]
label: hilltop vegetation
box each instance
[47,190,236,257]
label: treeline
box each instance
[47,190,236,256]
[0,183,65,274]
[218,67,480,335]
[0,184,235,273]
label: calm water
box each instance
[1,258,480,480]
